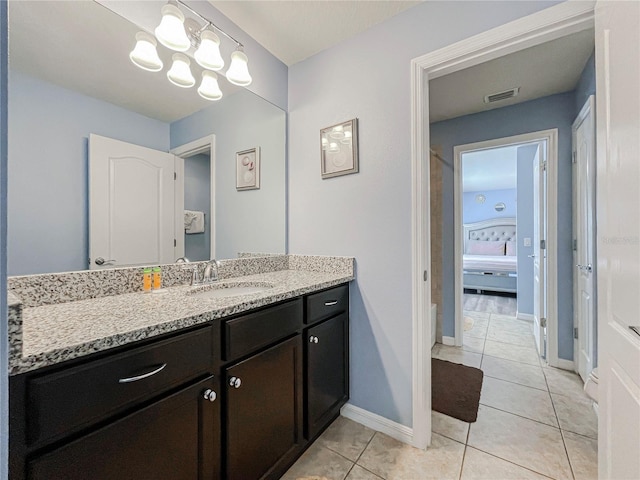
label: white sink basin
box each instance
[189,282,274,299]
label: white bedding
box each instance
[463,254,517,274]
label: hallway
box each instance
[431,305,598,479]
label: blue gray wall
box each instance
[463,188,517,223]
[7,71,169,275]
[574,51,596,116]
[171,89,286,259]
[1,1,9,477]
[516,145,538,315]
[184,153,211,262]
[431,91,576,361]
[288,1,561,428]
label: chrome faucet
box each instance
[202,259,222,284]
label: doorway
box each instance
[410,2,595,449]
[171,135,217,261]
[452,131,558,361]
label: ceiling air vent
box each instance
[484,87,520,104]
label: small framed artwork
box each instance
[236,147,260,190]
[320,118,358,179]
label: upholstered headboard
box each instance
[463,217,517,253]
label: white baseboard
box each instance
[340,403,414,446]
[442,336,455,346]
[517,313,534,322]
[554,358,576,371]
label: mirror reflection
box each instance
[7,0,286,276]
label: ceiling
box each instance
[462,145,523,193]
[429,28,595,123]
[9,1,242,123]
[210,1,422,66]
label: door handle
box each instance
[528,254,536,258]
[95,257,116,266]
[576,264,593,272]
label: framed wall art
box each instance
[236,147,260,190]
[320,118,358,179]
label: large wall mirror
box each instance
[7,0,286,276]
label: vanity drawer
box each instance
[305,284,349,324]
[224,299,303,362]
[26,325,214,447]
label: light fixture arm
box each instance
[174,0,243,48]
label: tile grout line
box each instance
[542,362,577,480]
[458,444,468,480]
[465,445,558,480]
[478,402,560,430]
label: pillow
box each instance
[467,240,505,255]
[506,241,517,256]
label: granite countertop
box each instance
[10,269,353,375]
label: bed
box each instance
[463,217,517,294]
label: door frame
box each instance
[452,131,558,362]
[171,135,217,260]
[410,1,594,448]
[572,95,597,378]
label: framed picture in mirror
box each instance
[236,147,261,190]
[320,118,359,179]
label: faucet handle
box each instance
[190,266,202,286]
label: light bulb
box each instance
[321,137,329,150]
[198,71,223,101]
[328,142,340,153]
[155,3,190,52]
[194,30,224,71]
[330,125,345,139]
[167,53,195,88]
[226,48,252,86]
[129,32,163,72]
[340,130,352,144]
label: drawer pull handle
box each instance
[229,376,242,389]
[309,336,319,344]
[118,363,167,383]
[324,300,338,306]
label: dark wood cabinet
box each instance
[27,376,220,480]
[224,335,303,480]
[305,312,349,438]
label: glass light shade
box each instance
[330,125,345,139]
[226,49,252,86]
[155,3,190,52]
[321,137,328,150]
[129,32,163,72]
[167,53,195,88]
[194,30,224,71]
[198,71,223,101]
[340,130,352,144]
[328,142,340,153]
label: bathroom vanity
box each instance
[8,255,353,480]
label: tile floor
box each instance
[282,307,598,480]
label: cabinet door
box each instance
[306,313,349,438]
[225,336,303,480]
[27,376,220,480]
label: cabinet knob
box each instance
[203,389,217,402]
[229,376,242,389]
[309,336,319,344]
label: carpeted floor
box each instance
[431,358,484,423]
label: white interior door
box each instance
[595,1,640,478]
[89,134,182,269]
[573,96,596,383]
[532,144,546,357]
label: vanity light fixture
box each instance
[129,0,252,101]
[167,53,195,88]
[329,125,345,139]
[129,32,163,72]
[327,142,340,153]
[340,130,352,145]
[198,71,223,101]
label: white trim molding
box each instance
[341,403,414,446]
[517,313,535,322]
[410,0,594,450]
[442,336,455,346]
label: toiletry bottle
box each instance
[153,266,162,290]
[143,268,152,292]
